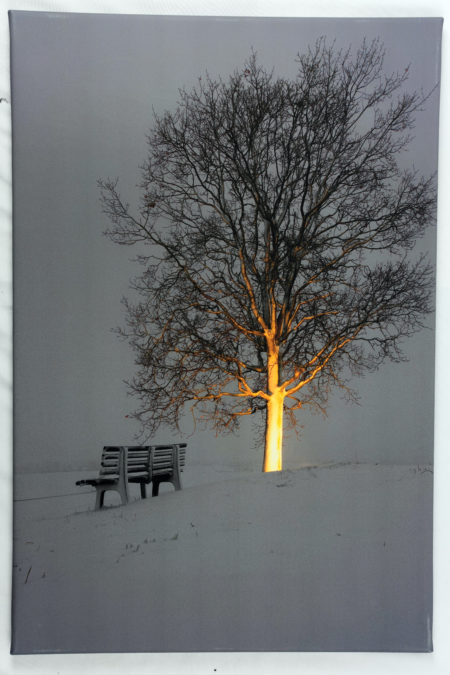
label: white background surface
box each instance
[1,1,449,674]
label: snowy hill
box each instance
[12,463,432,653]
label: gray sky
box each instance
[11,13,441,471]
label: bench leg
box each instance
[95,488,105,511]
[140,482,147,499]
[118,483,129,506]
[151,476,182,496]
[172,471,182,491]
[95,484,127,509]
[172,445,183,491]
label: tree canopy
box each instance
[99,38,436,471]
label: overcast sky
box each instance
[10,13,442,471]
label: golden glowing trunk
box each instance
[262,338,285,472]
[263,391,284,472]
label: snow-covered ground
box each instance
[11,461,433,654]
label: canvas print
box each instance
[10,12,441,653]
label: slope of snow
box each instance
[11,463,432,654]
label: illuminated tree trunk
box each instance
[263,391,285,472]
[262,341,285,472]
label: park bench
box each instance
[76,444,186,510]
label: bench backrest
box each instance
[127,446,152,480]
[99,446,125,478]
[99,444,186,479]
[151,443,186,476]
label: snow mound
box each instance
[12,463,433,653]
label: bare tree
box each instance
[99,39,436,472]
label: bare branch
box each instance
[100,38,436,454]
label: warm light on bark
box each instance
[263,337,285,472]
[263,391,284,472]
